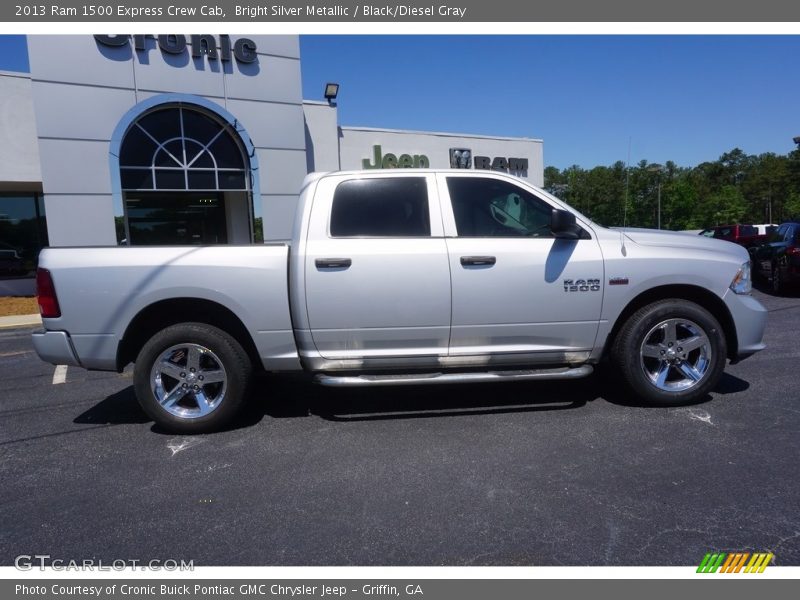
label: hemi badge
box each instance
[609,277,629,286]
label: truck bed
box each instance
[36,245,297,371]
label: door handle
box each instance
[315,258,352,269]
[460,256,496,266]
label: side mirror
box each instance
[550,208,582,239]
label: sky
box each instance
[2,34,799,170]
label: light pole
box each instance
[648,164,663,229]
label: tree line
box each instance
[543,147,800,230]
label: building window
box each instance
[0,193,48,278]
[116,103,256,246]
[124,192,228,246]
[119,106,249,192]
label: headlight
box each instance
[730,261,752,294]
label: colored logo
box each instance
[697,552,774,573]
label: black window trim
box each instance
[327,176,434,240]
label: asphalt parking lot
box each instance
[1,287,798,567]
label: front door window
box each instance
[446,177,553,238]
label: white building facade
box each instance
[0,34,543,284]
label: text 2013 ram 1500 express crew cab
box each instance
[33,170,767,432]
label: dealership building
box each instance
[0,35,543,284]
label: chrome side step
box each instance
[315,365,593,387]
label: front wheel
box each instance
[134,323,252,433]
[611,300,727,405]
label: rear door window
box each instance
[330,178,430,237]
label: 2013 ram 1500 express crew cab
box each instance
[33,170,767,432]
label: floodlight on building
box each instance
[324,83,339,106]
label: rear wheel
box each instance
[134,323,252,433]
[612,300,727,405]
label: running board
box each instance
[315,365,593,387]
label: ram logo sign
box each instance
[449,148,472,169]
[449,148,528,175]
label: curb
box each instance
[0,313,42,329]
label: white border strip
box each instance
[3,22,798,583]
[2,23,800,35]
[2,566,800,579]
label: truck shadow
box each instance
[595,371,747,408]
[75,372,748,432]
[73,386,151,426]
[260,376,597,422]
[73,377,598,432]
[261,370,748,419]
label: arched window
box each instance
[119,106,249,192]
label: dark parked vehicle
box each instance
[0,249,25,276]
[702,224,767,249]
[752,220,800,293]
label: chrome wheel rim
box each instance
[639,318,711,392]
[150,343,227,419]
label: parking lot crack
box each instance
[672,407,714,425]
[167,437,205,456]
[636,526,712,556]
[770,530,800,558]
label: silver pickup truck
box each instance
[33,170,767,432]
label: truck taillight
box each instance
[787,246,800,256]
[36,268,61,318]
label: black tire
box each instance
[133,322,252,434]
[771,262,783,294]
[611,299,727,406]
[748,254,762,282]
